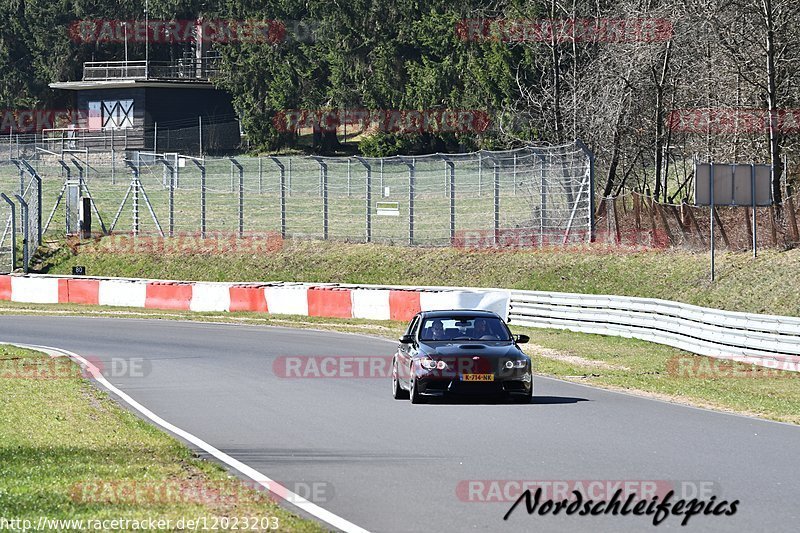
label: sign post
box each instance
[694,161,773,282]
[751,163,757,258]
[710,163,715,282]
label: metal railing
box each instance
[83,58,220,81]
[508,290,800,370]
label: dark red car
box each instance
[392,310,532,404]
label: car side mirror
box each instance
[400,334,415,344]
[514,334,530,344]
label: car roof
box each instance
[419,309,501,319]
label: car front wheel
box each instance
[392,360,409,400]
[409,374,426,404]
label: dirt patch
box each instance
[528,344,630,371]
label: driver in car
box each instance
[431,320,448,341]
[472,318,496,339]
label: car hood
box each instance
[419,342,525,359]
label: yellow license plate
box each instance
[462,373,494,382]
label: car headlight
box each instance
[505,360,528,369]
[421,359,447,370]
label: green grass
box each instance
[518,327,800,424]
[0,344,327,532]
[35,237,800,317]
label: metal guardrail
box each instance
[508,290,800,369]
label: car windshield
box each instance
[419,317,511,342]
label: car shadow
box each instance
[423,395,589,405]
[532,395,589,405]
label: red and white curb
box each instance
[0,274,510,321]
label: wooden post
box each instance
[655,202,675,246]
[596,197,607,218]
[769,206,778,246]
[743,207,753,250]
[633,193,641,231]
[612,197,621,243]
[683,203,706,246]
[647,198,658,246]
[712,207,730,247]
[669,204,691,242]
[786,196,799,242]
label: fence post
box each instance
[287,158,292,197]
[11,159,42,247]
[355,157,371,243]
[14,194,28,273]
[168,161,175,237]
[156,158,175,237]
[494,159,499,246]
[576,139,596,242]
[12,159,42,245]
[478,152,482,197]
[133,160,140,236]
[313,158,328,239]
[32,165,41,245]
[230,158,244,238]
[513,152,517,195]
[403,158,415,245]
[111,146,116,185]
[190,159,206,239]
[258,157,263,195]
[1,193,16,270]
[530,147,547,246]
[174,153,180,189]
[444,157,455,245]
[268,157,286,239]
[319,161,323,198]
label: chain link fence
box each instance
[0,142,594,248]
[0,192,15,273]
[0,159,42,272]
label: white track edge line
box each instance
[2,342,371,533]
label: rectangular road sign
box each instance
[694,163,772,206]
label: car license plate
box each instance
[462,373,494,382]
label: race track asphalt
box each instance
[1,316,798,532]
